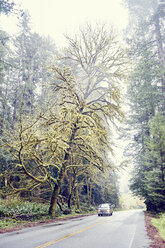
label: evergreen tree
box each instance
[0,8,57,194]
[10,10,56,123]
[131,114,165,211]
[0,0,14,15]
[0,29,11,133]
[143,114,165,211]
[125,0,165,211]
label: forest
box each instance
[0,0,164,220]
[125,0,165,213]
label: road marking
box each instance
[36,220,105,248]
[128,212,139,248]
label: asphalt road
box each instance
[0,209,151,248]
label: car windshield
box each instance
[99,204,109,208]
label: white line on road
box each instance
[128,211,139,248]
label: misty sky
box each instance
[1,0,128,47]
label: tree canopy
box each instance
[0,18,127,216]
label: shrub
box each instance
[0,199,49,220]
[152,213,165,240]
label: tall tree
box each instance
[10,10,56,123]
[125,0,165,112]
[11,10,36,119]
[0,29,11,133]
[0,23,127,216]
[131,114,165,211]
[0,0,16,131]
[124,0,165,211]
[0,8,57,195]
[48,23,127,215]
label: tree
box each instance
[0,8,57,199]
[0,0,16,181]
[124,0,165,112]
[125,0,165,211]
[8,10,56,123]
[62,157,89,210]
[45,65,117,216]
[0,23,127,216]
[143,114,165,211]
[0,29,11,133]
[0,66,110,215]
[62,23,127,109]
[0,0,14,15]
[11,11,37,119]
[91,169,119,207]
[130,114,165,211]
[47,23,127,215]
[0,0,16,132]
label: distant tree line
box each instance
[0,1,127,216]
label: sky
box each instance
[1,0,128,47]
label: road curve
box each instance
[0,209,151,248]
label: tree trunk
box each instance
[48,166,66,216]
[86,177,93,208]
[88,182,93,208]
[48,123,79,216]
[75,186,80,210]
[154,13,165,113]
[68,191,73,209]
[68,186,75,209]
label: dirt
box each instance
[144,212,165,248]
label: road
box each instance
[0,210,151,248]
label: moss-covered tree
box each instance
[0,23,127,216]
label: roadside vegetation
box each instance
[0,198,49,230]
[0,197,96,230]
[145,212,165,247]
[152,213,165,240]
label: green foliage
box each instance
[126,0,165,213]
[0,219,16,229]
[0,199,49,220]
[0,198,51,229]
[152,213,165,239]
[130,114,165,212]
[143,114,165,211]
[0,197,97,230]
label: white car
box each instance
[97,203,113,216]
